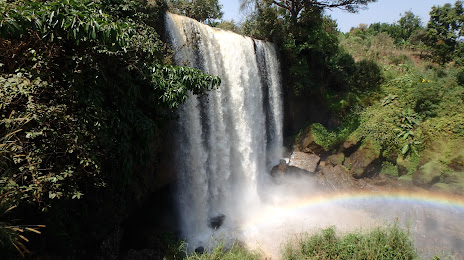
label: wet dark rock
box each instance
[195,246,205,254]
[270,159,288,177]
[209,214,226,229]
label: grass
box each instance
[184,243,261,260]
[161,238,261,260]
[281,224,419,260]
[163,224,421,260]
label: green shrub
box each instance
[282,225,419,260]
[388,54,411,65]
[457,69,464,86]
[161,238,260,260]
[413,82,441,118]
[311,116,359,151]
[381,161,399,176]
[353,59,383,91]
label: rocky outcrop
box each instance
[449,155,464,171]
[270,159,289,177]
[396,156,413,176]
[326,153,345,167]
[343,139,380,178]
[430,171,464,195]
[412,160,445,188]
[317,164,358,191]
[270,155,320,177]
[289,152,321,173]
[294,126,326,155]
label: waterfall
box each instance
[165,13,283,249]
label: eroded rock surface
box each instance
[294,126,326,155]
[289,152,320,173]
[343,139,380,178]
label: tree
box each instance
[240,0,382,120]
[398,11,422,43]
[169,0,223,24]
[0,0,221,255]
[426,1,464,64]
[366,12,422,45]
[242,0,377,22]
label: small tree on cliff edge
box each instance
[169,0,223,24]
[241,0,377,23]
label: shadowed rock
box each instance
[195,246,205,254]
[343,139,380,178]
[209,214,226,229]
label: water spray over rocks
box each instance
[166,13,464,259]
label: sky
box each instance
[219,0,455,32]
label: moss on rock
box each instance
[344,138,381,178]
[412,160,446,187]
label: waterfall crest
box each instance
[165,13,283,249]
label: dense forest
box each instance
[1,0,464,258]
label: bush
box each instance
[353,59,383,91]
[282,225,418,260]
[457,69,464,86]
[413,82,441,118]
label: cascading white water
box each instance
[165,13,283,249]
[164,13,464,259]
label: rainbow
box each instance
[242,189,464,228]
[279,189,464,212]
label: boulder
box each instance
[270,159,288,177]
[398,175,413,183]
[343,139,380,178]
[289,152,320,173]
[441,171,464,194]
[295,126,325,155]
[326,153,345,167]
[412,160,445,188]
[431,183,454,193]
[341,134,361,157]
[209,214,226,229]
[449,155,464,171]
[396,156,410,176]
[317,164,357,191]
[442,171,464,184]
[195,246,205,254]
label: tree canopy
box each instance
[242,0,377,21]
[0,0,220,255]
[168,0,223,24]
[426,1,464,63]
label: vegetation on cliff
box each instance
[1,0,463,257]
[297,2,464,194]
[0,0,220,256]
